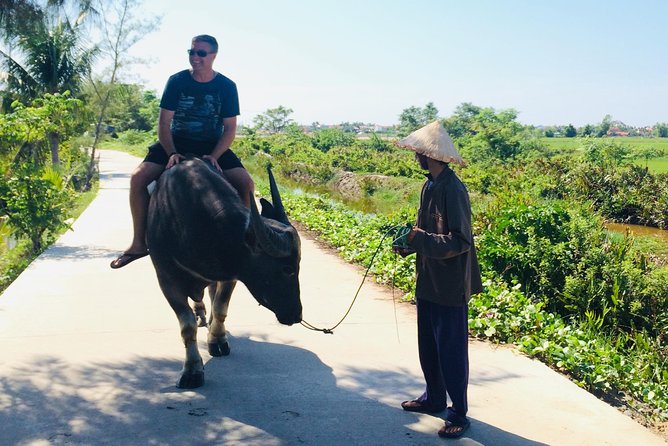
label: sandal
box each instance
[438,419,470,438]
[110,251,149,269]
[401,399,445,414]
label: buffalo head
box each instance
[242,167,302,325]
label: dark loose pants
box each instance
[416,298,469,420]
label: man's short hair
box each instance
[192,35,218,53]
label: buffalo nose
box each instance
[277,311,302,326]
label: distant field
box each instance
[540,137,668,173]
[646,157,668,173]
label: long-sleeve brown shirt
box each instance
[409,166,483,307]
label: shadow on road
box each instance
[40,245,121,261]
[0,335,546,445]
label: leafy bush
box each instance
[476,202,573,302]
[525,156,668,229]
[470,278,667,421]
[274,184,668,423]
[118,129,154,147]
[311,128,356,152]
[280,191,417,294]
[239,116,668,426]
[475,198,668,339]
[0,238,37,292]
[0,164,74,252]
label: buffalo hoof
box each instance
[208,340,230,357]
[177,371,204,389]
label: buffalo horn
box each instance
[248,191,293,258]
[267,166,289,225]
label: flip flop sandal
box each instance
[438,419,471,439]
[401,400,445,414]
[110,251,149,269]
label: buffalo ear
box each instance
[260,198,275,219]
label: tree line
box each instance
[1,1,666,254]
[0,0,156,254]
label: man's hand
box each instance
[392,223,416,257]
[166,153,183,170]
[392,246,415,257]
[202,154,222,172]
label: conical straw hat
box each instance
[396,121,465,166]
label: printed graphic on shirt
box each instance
[172,92,221,141]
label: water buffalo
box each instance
[146,157,302,388]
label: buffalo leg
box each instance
[158,274,204,389]
[192,300,207,327]
[207,280,235,357]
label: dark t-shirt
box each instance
[159,70,240,143]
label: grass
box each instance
[540,137,668,173]
[644,157,668,173]
[70,183,99,220]
[98,133,153,158]
[0,183,99,294]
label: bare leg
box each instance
[223,167,254,208]
[126,161,164,253]
[207,280,236,356]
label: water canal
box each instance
[605,222,668,243]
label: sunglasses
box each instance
[187,49,216,57]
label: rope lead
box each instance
[300,224,403,335]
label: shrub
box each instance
[476,198,667,338]
[117,129,154,147]
[0,164,74,252]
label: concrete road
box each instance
[0,150,665,446]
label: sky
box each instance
[117,0,667,128]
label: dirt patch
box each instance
[332,172,362,198]
[331,172,393,199]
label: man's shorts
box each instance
[143,138,244,170]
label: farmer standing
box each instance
[393,121,483,439]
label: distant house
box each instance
[373,125,395,133]
[607,127,629,137]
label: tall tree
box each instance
[422,102,439,123]
[0,0,98,165]
[596,114,612,137]
[0,1,42,40]
[397,102,439,137]
[580,123,596,136]
[564,124,577,137]
[84,0,159,189]
[653,122,668,138]
[443,103,524,162]
[253,106,294,134]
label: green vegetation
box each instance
[541,137,668,173]
[0,0,158,271]
[0,92,97,294]
[1,3,667,429]
[0,94,91,251]
[0,182,97,294]
[99,129,156,157]
[230,104,668,428]
[97,107,668,427]
[274,188,667,424]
